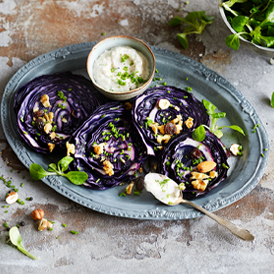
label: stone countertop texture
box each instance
[0,0,274,273]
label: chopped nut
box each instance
[184,117,194,129]
[157,99,170,110]
[197,161,216,173]
[62,118,67,123]
[230,143,242,156]
[175,120,183,134]
[94,143,104,155]
[40,94,51,108]
[209,170,218,179]
[44,123,52,134]
[191,179,208,191]
[33,107,39,113]
[157,125,166,135]
[5,191,19,204]
[48,143,55,152]
[171,115,182,124]
[38,218,48,231]
[44,113,50,122]
[151,124,158,135]
[48,112,54,121]
[124,102,132,110]
[66,142,75,156]
[103,160,114,176]
[157,134,171,144]
[49,132,56,140]
[31,209,44,220]
[174,106,180,111]
[190,172,209,180]
[47,221,53,229]
[125,181,134,195]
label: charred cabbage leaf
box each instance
[157,130,229,200]
[69,102,147,190]
[132,86,210,156]
[14,72,104,153]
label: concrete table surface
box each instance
[0,0,274,273]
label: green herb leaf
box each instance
[9,227,39,260]
[48,163,57,172]
[192,125,206,142]
[220,125,245,136]
[30,164,54,180]
[58,156,74,172]
[63,171,88,185]
[271,92,274,108]
[225,33,241,51]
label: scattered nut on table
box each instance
[31,208,45,220]
[38,218,48,231]
[5,191,19,204]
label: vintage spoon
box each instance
[144,173,255,241]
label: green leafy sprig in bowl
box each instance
[219,0,274,60]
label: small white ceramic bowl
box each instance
[87,35,155,101]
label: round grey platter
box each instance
[1,41,269,220]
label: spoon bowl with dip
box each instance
[144,173,255,241]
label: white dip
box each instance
[92,46,150,92]
[144,173,182,205]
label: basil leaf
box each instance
[192,125,206,142]
[64,171,88,185]
[58,156,74,172]
[30,163,54,180]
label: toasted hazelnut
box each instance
[48,112,54,122]
[6,191,19,204]
[157,134,171,144]
[209,170,218,179]
[190,172,209,180]
[33,107,39,113]
[48,143,55,153]
[103,160,114,176]
[66,141,75,157]
[31,208,45,220]
[125,181,134,195]
[179,183,186,191]
[197,161,216,173]
[191,179,208,191]
[158,99,170,110]
[47,221,53,229]
[44,123,52,134]
[124,102,132,110]
[38,218,48,231]
[184,117,194,129]
[94,143,104,155]
[40,94,51,108]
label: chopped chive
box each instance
[70,230,79,234]
[62,223,67,227]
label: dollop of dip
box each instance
[92,46,150,92]
[144,173,182,205]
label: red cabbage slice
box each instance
[157,131,229,200]
[132,86,210,156]
[14,72,104,153]
[70,102,147,190]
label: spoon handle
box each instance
[181,199,254,241]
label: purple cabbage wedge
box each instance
[14,72,104,153]
[70,102,147,190]
[132,86,210,156]
[157,131,229,200]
